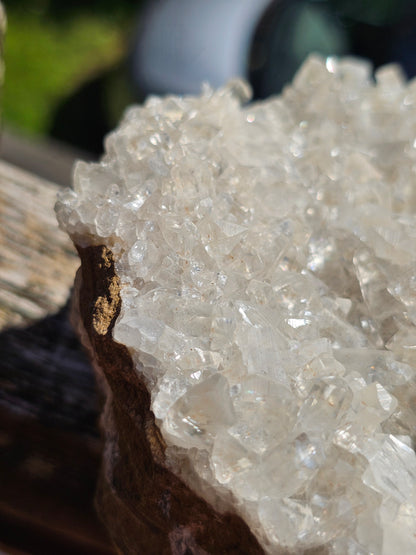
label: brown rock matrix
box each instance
[74,244,264,554]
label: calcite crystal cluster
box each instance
[57,55,416,554]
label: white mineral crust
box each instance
[56,55,416,554]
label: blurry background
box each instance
[2,0,416,172]
[1,0,139,182]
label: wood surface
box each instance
[0,160,78,328]
[0,160,114,554]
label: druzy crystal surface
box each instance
[56,56,416,554]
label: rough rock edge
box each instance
[72,244,266,555]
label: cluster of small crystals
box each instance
[56,55,416,554]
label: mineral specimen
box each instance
[57,55,416,554]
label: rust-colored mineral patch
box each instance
[92,249,120,336]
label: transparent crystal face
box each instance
[56,55,416,553]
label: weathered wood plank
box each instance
[0,160,79,328]
[0,160,114,554]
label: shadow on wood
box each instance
[0,303,115,554]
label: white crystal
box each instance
[57,54,416,554]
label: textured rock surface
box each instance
[73,244,264,554]
[57,55,416,553]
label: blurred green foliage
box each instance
[2,0,138,137]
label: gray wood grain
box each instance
[0,160,114,554]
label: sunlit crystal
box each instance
[57,55,416,554]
